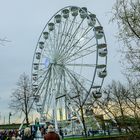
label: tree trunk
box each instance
[80,106,87,137]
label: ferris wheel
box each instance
[31,6,107,130]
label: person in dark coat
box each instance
[59,128,64,140]
[22,127,33,140]
[44,125,60,140]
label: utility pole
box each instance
[9,112,12,124]
[4,116,5,124]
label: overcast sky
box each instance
[0,0,124,124]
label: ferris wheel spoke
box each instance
[64,27,93,56]
[63,20,87,54]
[51,66,63,85]
[49,26,60,55]
[64,66,90,90]
[62,41,96,63]
[43,48,54,60]
[32,68,47,82]
[53,64,90,98]
[65,49,96,64]
[57,17,76,54]
[33,66,52,98]
[33,65,49,77]
[53,68,68,99]
[74,35,96,53]
[36,80,48,102]
[50,65,66,98]
[58,26,93,62]
[65,63,96,68]
[65,67,92,84]
[63,17,77,43]
[55,18,66,52]
[57,20,69,52]
[58,18,85,56]
[45,82,54,107]
[53,23,57,51]
[41,72,53,114]
[37,64,52,86]
[42,41,53,58]
[32,73,46,85]
[64,67,89,95]
[55,18,63,51]
[47,34,55,55]
[60,24,89,56]
[40,66,59,114]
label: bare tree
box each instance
[99,81,128,133]
[97,80,140,137]
[0,37,10,46]
[125,78,140,135]
[9,73,34,125]
[111,0,140,77]
[66,80,88,137]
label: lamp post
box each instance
[9,112,12,124]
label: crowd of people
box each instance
[0,129,21,140]
[0,125,63,140]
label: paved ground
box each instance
[34,138,43,140]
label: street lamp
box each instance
[9,112,12,124]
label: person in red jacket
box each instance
[44,125,60,140]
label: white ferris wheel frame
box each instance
[30,6,108,131]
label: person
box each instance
[44,125,60,140]
[59,128,64,140]
[16,134,22,140]
[11,134,16,140]
[22,127,33,140]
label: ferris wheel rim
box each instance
[31,6,108,125]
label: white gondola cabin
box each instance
[32,84,38,92]
[98,70,107,78]
[36,52,41,59]
[70,6,78,16]
[95,26,104,39]
[43,32,49,40]
[37,104,42,113]
[99,48,107,57]
[39,41,44,49]
[62,9,69,18]
[33,63,39,70]
[55,14,61,23]
[32,73,37,81]
[34,94,40,103]
[88,14,96,26]
[79,7,87,19]
[48,23,54,31]
[92,91,102,98]
[98,44,107,57]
